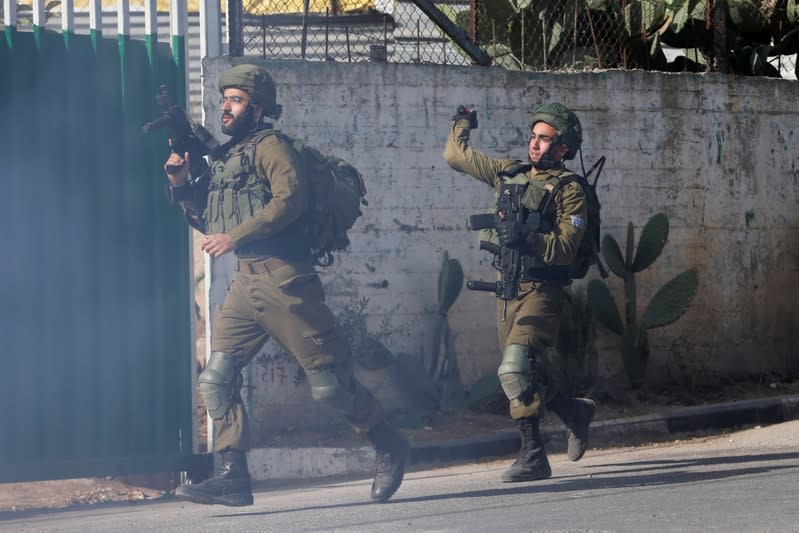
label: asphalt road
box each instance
[3,421,799,533]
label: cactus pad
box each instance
[587,279,625,336]
[639,268,698,329]
[632,213,669,273]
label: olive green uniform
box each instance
[176,129,382,452]
[443,118,587,418]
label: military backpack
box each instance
[541,156,607,281]
[253,130,367,266]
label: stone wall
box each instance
[202,58,799,439]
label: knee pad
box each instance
[497,344,535,406]
[306,365,355,415]
[199,351,240,419]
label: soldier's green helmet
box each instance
[530,102,582,160]
[219,64,277,116]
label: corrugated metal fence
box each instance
[0,5,200,482]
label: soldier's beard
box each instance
[221,106,256,137]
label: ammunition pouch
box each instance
[205,130,274,235]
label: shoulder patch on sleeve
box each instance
[570,215,585,229]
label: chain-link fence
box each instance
[238,0,475,65]
[473,0,627,71]
[2,0,796,76]
[232,0,797,79]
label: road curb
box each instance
[412,393,799,464]
[247,394,799,481]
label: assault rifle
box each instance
[142,85,218,178]
[466,166,541,321]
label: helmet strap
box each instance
[532,140,564,171]
[239,104,267,137]
[247,103,265,127]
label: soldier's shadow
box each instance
[222,450,799,517]
[398,450,799,503]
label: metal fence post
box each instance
[301,0,309,60]
[226,0,243,56]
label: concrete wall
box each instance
[202,58,799,440]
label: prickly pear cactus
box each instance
[437,251,464,314]
[588,213,697,388]
[430,252,466,407]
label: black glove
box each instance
[452,105,478,129]
[496,220,535,249]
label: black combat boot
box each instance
[174,449,254,506]
[500,416,552,482]
[367,421,410,503]
[547,392,596,462]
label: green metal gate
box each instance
[0,17,198,482]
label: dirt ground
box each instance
[1,378,795,513]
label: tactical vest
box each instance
[205,130,273,235]
[478,167,577,247]
[477,166,579,285]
